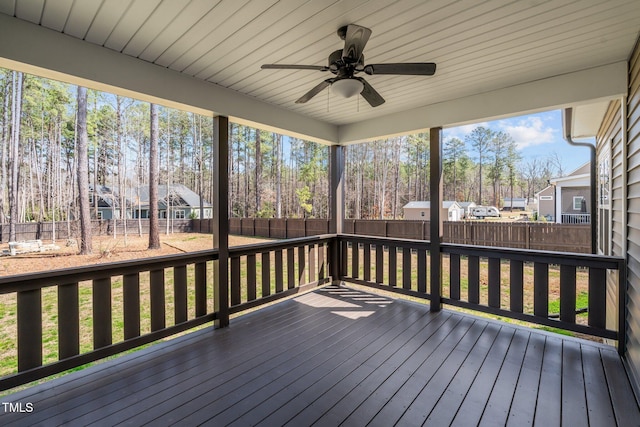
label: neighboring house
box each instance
[535,186,555,221]
[403,201,463,221]
[538,163,591,224]
[88,185,124,220]
[130,184,213,220]
[458,202,477,218]
[503,197,527,211]
[89,184,212,220]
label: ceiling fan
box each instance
[261,24,436,107]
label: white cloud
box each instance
[444,112,561,149]
[444,122,489,140]
[496,116,557,149]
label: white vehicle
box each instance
[471,206,501,219]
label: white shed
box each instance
[458,202,477,218]
[403,201,463,221]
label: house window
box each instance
[175,210,186,219]
[540,195,553,201]
[573,196,585,211]
[598,139,612,255]
[599,155,610,207]
[421,211,425,217]
[96,211,103,220]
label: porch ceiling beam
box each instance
[0,14,337,145]
[338,61,628,144]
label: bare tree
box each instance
[76,86,92,254]
[466,126,493,205]
[275,133,282,218]
[148,103,160,249]
[8,71,22,242]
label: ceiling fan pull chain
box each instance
[327,86,330,112]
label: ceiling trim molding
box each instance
[337,61,628,144]
[0,14,338,145]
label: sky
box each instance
[443,110,592,175]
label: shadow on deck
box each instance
[1,286,638,426]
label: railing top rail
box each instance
[0,249,218,294]
[338,233,623,269]
[442,243,623,268]
[338,233,431,249]
[229,234,336,256]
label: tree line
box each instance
[343,129,564,219]
[1,67,568,250]
[0,68,330,252]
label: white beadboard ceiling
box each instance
[0,0,638,142]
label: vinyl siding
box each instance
[596,99,622,337]
[625,35,640,392]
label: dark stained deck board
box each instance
[4,292,345,426]
[601,346,640,426]
[311,315,475,427]
[447,326,516,427]
[582,344,617,426]
[79,291,383,426]
[228,300,451,426]
[1,286,638,427]
[505,331,546,426]
[562,339,588,427]
[534,335,564,426]
[263,311,457,427]
[172,294,410,426]
[394,321,491,426]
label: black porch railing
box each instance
[0,234,625,391]
[338,234,625,344]
[0,235,332,391]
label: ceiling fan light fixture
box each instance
[331,78,364,98]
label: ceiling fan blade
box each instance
[342,24,372,63]
[364,63,436,76]
[356,77,385,107]
[295,79,334,103]
[262,64,329,71]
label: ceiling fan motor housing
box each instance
[328,49,363,75]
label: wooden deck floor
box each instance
[2,285,638,426]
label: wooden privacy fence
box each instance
[345,220,591,253]
[0,219,193,242]
[222,218,331,238]
[7,218,589,253]
[222,218,591,253]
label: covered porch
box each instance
[2,285,637,426]
[1,1,640,425]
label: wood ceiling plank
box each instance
[195,0,327,81]
[84,0,134,45]
[122,0,190,57]
[41,0,73,31]
[155,0,253,69]
[14,0,43,24]
[103,0,161,52]
[0,0,15,16]
[426,1,637,71]
[179,0,281,76]
[138,0,220,62]
[63,0,103,39]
